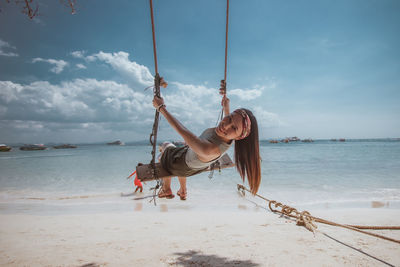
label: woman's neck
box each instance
[214,128,232,144]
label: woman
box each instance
[153,90,261,195]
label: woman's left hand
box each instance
[153,96,164,109]
[221,94,230,116]
[221,94,230,108]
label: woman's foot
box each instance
[177,189,187,200]
[158,188,174,199]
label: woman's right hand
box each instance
[153,95,164,110]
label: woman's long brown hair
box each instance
[234,109,261,194]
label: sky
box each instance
[0,0,399,144]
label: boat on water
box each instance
[280,137,300,143]
[302,138,314,143]
[269,140,279,144]
[339,138,346,142]
[20,144,47,151]
[107,140,125,146]
[0,144,12,152]
[53,144,77,149]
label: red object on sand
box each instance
[134,176,143,187]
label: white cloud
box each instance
[0,79,150,123]
[0,81,23,103]
[32,58,69,74]
[253,106,284,130]
[172,82,218,99]
[229,80,277,101]
[70,50,155,88]
[230,87,263,100]
[87,51,154,88]
[0,39,18,57]
[76,63,86,69]
[70,50,86,59]
[165,82,222,126]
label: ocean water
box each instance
[0,140,399,214]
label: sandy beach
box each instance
[1,198,399,267]
[2,0,400,265]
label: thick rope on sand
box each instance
[237,184,400,244]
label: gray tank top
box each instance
[185,128,232,170]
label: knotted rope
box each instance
[237,184,400,244]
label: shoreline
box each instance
[1,191,400,216]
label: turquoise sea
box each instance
[0,139,399,214]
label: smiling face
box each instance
[215,112,244,142]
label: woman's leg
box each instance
[158,177,174,198]
[177,177,187,200]
[158,143,175,199]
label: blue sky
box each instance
[0,0,399,144]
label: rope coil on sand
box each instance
[237,184,400,244]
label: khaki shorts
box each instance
[161,145,207,177]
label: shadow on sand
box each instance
[79,263,99,267]
[172,250,260,266]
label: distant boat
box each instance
[107,140,125,146]
[280,137,299,143]
[20,144,47,151]
[269,140,279,144]
[339,138,346,142]
[302,138,314,143]
[0,144,12,152]
[53,144,77,149]
[331,139,337,141]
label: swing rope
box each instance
[149,0,158,76]
[218,0,230,124]
[224,0,229,84]
[148,0,162,204]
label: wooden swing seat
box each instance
[136,154,234,181]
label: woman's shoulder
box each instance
[199,127,216,137]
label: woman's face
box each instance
[215,112,244,141]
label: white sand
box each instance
[1,204,400,267]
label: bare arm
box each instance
[153,96,220,161]
[221,95,230,116]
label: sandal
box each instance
[158,189,175,199]
[177,190,187,201]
